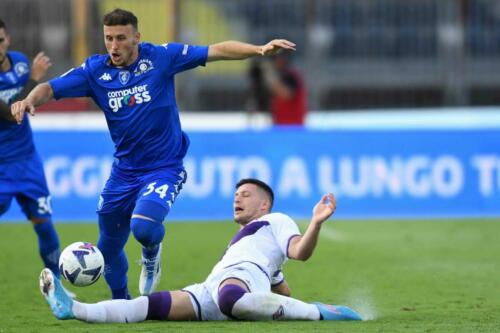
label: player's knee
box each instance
[146,291,172,321]
[218,284,247,318]
[131,217,165,247]
[131,200,167,246]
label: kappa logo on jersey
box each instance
[107,84,151,112]
[14,62,29,77]
[134,59,154,77]
[99,73,112,81]
[119,71,131,85]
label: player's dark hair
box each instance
[0,19,6,31]
[103,8,138,30]
[236,178,274,210]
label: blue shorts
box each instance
[97,165,187,221]
[0,153,52,219]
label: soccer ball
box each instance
[59,242,104,287]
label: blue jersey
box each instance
[0,51,34,163]
[49,42,208,172]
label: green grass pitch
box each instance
[0,219,499,332]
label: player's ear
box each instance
[134,31,141,44]
[261,198,271,213]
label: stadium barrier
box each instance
[2,110,500,222]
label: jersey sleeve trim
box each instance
[271,270,285,286]
[286,234,301,259]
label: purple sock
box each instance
[218,284,247,318]
[147,291,172,320]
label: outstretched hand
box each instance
[311,193,337,225]
[259,39,296,56]
[11,99,35,125]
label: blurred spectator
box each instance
[248,53,308,126]
[247,58,270,113]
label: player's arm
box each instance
[287,193,336,261]
[0,52,51,122]
[10,82,54,124]
[11,62,89,125]
[207,39,296,62]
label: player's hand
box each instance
[10,99,35,125]
[259,39,296,56]
[30,52,52,81]
[311,193,336,225]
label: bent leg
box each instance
[131,200,166,256]
[133,170,187,295]
[218,278,321,321]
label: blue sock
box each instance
[33,220,61,277]
[131,217,165,259]
[98,213,131,299]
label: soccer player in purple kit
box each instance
[39,179,363,322]
[0,19,62,277]
[11,8,296,299]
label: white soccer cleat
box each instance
[39,268,75,320]
[139,243,162,295]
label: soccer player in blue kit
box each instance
[11,8,296,299]
[0,19,62,276]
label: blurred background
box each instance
[2,0,499,220]
[4,0,500,111]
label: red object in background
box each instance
[36,97,96,112]
[270,69,308,125]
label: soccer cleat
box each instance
[62,285,77,299]
[139,243,162,295]
[39,268,75,320]
[313,302,362,321]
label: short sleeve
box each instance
[49,65,91,99]
[269,213,301,258]
[271,270,285,286]
[161,43,209,75]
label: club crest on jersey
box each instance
[134,59,154,77]
[119,70,131,85]
[14,62,29,77]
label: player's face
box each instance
[233,183,270,225]
[0,28,11,70]
[103,24,140,67]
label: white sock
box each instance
[231,292,321,321]
[72,296,149,323]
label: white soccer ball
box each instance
[59,242,104,287]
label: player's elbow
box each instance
[289,251,312,261]
[297,253,312,261]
